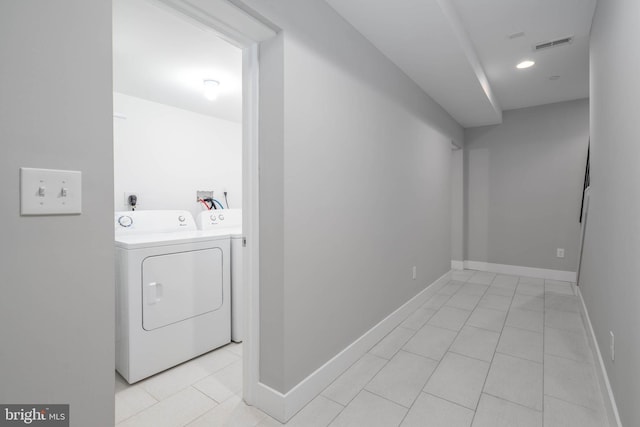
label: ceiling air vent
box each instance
[534,36,573,51]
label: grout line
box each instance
[115,383,169,424]
[469,272,517,426]
[322,399,346,427]
[543,350,596,366]
[542,391,605,415]
[544,323,591,336]
[360,349,441,416]
[320,392,348,408]
[329,361,388,409]
[325,279,461,419]
[543,352,594,365]
[482,391,543,412]
[363,388,414,410]
[396,278,484,426]
[399,347,441,363]
[399,310,438,332]
[370,325,418,357]
[447,349,494,364]
[469,304,510,314]
[502,321,543,333]
[398,275,493,425]
[422,391,478,412]
[508,305,545,315]
[319,348,390,407]
[115,398,161,425]
[494,349,543,365]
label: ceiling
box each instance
[113,0,242,122]
[325,0,596,127]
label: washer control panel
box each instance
[208,213,226,224]
[197,209,241,230]
[118,215,133,228]
[114,210,196,235]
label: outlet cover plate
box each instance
[610,331,615,361]
[197,190,214,201]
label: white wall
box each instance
[242,0,464,393]
[0,1,115,425]
[581,0,640,425]
[113,92,242,218]
[464,99,589,273]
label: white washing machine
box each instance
[197,209,243,342]
[114,210,230,383]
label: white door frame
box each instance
[149,0,277,407]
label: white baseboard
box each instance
[463,260,576,282]
[577,288,623,427]
[253,270,452,422]
[253,382,286,422]
[451,260,464,270]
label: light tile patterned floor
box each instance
[115,270,610,427]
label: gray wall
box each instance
[0,1,115,426]
[258,32,286,391]
[451,147,464,262]
[581,0,640,425]
[464,100,589,272]
[244,0,463,392]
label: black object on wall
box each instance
[580,141,590,223]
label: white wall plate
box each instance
[20,167,82,215]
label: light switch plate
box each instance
[20,168,82,215]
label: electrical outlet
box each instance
[610,331,615,361]
[124,192,138,210]
[412,266,417,280]
[556,248,565,258]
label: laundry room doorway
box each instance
[111,0,276,421]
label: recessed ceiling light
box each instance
[203,79,220,100]
[516,60,535,69]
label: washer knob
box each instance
[118,215,133,227]
[210,214,217,222]
[178,215,185,222]
[218,214,225,221]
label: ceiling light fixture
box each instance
[203,79,220,100]
[516,60,535,69]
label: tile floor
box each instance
[115,269,609,427]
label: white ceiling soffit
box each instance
[113,0,243,122]
[325,0,503,127]
[451,0,596,112]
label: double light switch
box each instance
[20,167,82,215]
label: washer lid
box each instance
[115,230,228,250]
